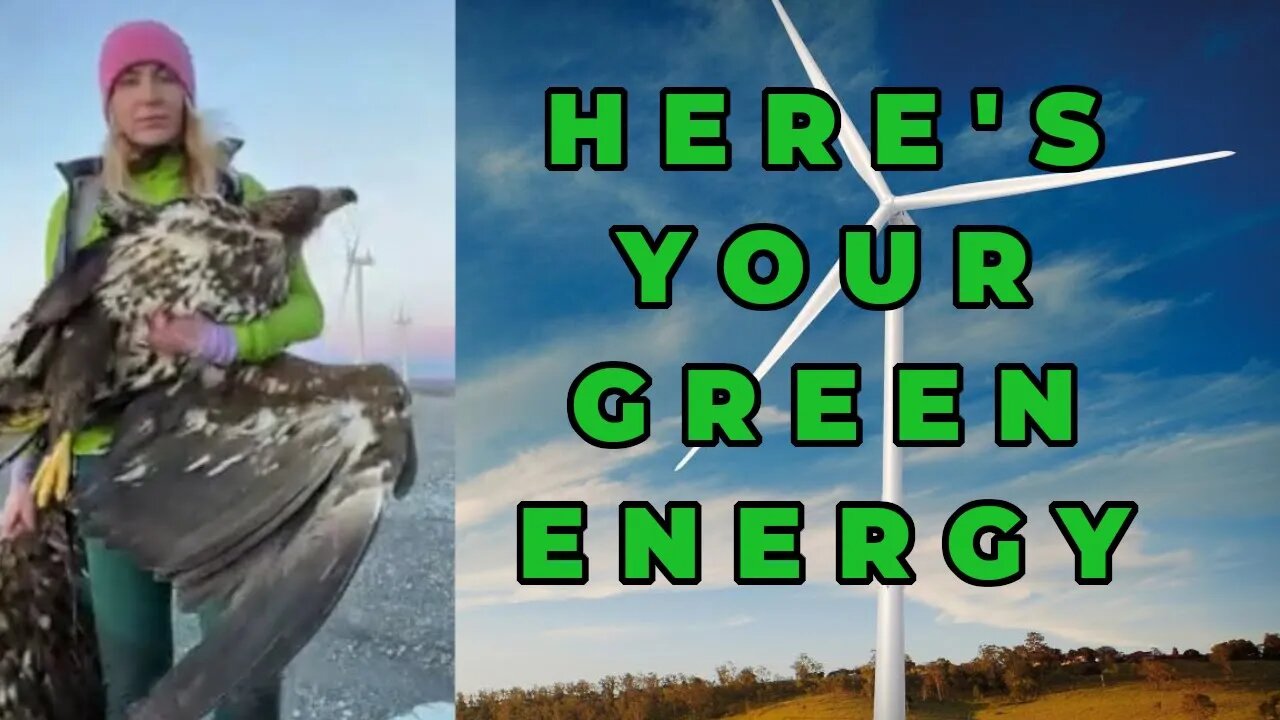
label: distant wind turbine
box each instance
[673,3,1234,720]
[339,220,375,363]
[394,303,413,382]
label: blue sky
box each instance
[0,0,455,378]
[456,0,1280,694]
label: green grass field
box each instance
[729,661,1280,720]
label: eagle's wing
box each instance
[0,242,114,422]
[75,376,349,589]
[12,239,114,369]
[2,190,197,390]
[70,353,416,720]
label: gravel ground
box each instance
[175,389,456,719]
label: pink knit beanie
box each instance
[99,20,196,112]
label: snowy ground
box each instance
[175,389,456,719]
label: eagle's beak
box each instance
[319,187,358,216]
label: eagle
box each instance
[0,187,417,719]
[0,185,358,508]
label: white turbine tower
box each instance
[675,3,1234,719]
[339,220,375,363]
[394,303,413,382]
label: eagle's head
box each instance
[247,186,359,252]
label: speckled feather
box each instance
[0,187,349,419]
[0,511,105,720]
[0,196,291,405]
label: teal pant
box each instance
[76,456,282,720]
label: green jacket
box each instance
[43,150,325,455]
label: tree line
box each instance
[457,632,1280,720]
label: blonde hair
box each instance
[101,96,227,197]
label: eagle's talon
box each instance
[32,432,72,509]
[1,408,46,432]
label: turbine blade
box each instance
[894,151,1234,211]
[339,261,354,318]
[677,203,894,472]
[674,445,698,474]
[772,0,894,204]
[345,227,358,256]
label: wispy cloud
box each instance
[458,359,1280,647]
[459,417,681,530]
[459,294,736,466]
[458,245,1196,467]
[947,90,1146,176]
[904,250,1180,372]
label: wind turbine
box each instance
[339,220,375,363]
[394,303,413,382]
[674,2,1234,719]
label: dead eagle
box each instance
[0,186,417,719]
[0,184,356,510]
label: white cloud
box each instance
[474,139,687,234]
[754,405,791,428]
[457,416,1262,604]
[459,295,734,467]
[458,244,1188,480]
[996,422,1280,518]
[906,520,1190,650]
[903,251,1179,372]
[947,90,1146,175]
[454,248,1239,615]
[458,359,1279,662]
[903,422,1000,466]
[458,416,682,530]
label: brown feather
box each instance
[72,353,413,719]
[0,509,105,720]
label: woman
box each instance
[0,19,323,720]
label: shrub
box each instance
[1258,692,1280,720]
[1182,692,1217,720]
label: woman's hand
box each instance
[147,311,206,355]
[148,311,238,365]
[2,456,37,540]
